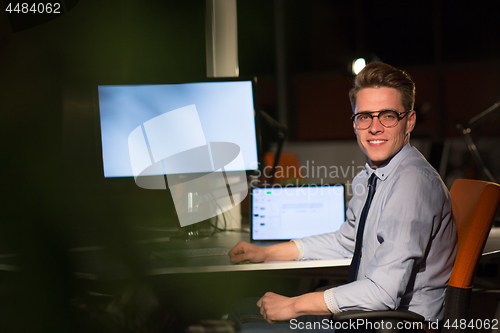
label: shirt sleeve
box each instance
[324,289,341,314]
[331,169,446,312]
[291,239,305,259]
[298,181,363,259]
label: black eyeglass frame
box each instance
[350,110,411,130]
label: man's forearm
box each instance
[263,241,300,262]
[257,291,332,322]
[293,292,332,316]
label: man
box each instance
[228,62,457,328]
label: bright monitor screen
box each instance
[97,79,259,178]
[251,185,346,240]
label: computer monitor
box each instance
[97,77,260,229]
[98,78,259,177]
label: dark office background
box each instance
[1,0,500,332]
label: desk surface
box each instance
[148,257,352,275]
[70,231,351,280]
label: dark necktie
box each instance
[347,172,378,283]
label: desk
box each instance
[70,231,351,280]
[5,227,500,281]
[63,230,352,326]
[149,258,352,275]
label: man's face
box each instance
[353,87,416,169]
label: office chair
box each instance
[332,179,500,333]
[263,151,301,184]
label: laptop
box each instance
[250,184,346,244]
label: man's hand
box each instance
[228,241,268,264]
[257,292,301,322]
[256,292,331,323]
[228,241,301,264]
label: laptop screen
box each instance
[251,185,346,241]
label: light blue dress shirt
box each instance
[293,144,457,321]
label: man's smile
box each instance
[367,139,387,145]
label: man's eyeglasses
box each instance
[351,110,411,130]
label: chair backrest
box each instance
[264,152,301,184]
[448,179,500,289]
[443,179,500,332]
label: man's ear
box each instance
[406,110,416,134]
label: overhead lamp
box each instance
[349,54,382,75]
[351,58,366,75]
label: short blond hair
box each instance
[349,62,415,112]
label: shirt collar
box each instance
[364,144,412,181]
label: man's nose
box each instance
[369,116,384,133]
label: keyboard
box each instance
[151,247,230,259]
